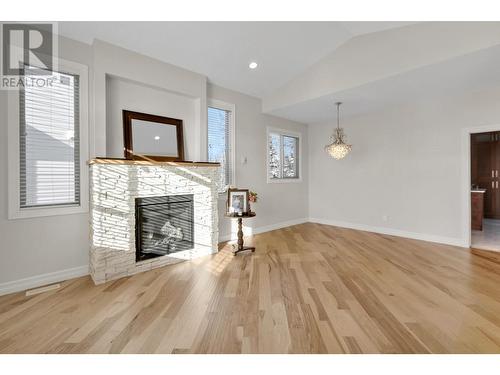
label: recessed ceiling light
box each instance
[249,61,258,69]
[154,136,160,140]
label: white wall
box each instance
[106,76,197,159]
[208,84,309,240]
[93,40,207,160]
[308,85,500,246]
[0,35,92,287]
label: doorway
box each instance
[470,131,500,251]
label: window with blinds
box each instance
[268,130,300,181]
[20,65,80,208]
[208,106,232,191]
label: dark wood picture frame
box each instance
[227,188,250,215]
[123,110,185,161]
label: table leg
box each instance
[233,217,255,256]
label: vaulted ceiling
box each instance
[262,22,500,123]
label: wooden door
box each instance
[493,132,500,219]
[472,132,495,217]
[471,192,484,230]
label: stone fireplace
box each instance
[89,159,220,284]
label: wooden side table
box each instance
[225,212,256,255]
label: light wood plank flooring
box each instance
[2,223,500,353]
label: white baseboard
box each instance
[1,218,308,296]
[1,218,307,296]
[0,265,89,297]
[219,217,308,243]
[1,217,464,297]
[308,217,468,248]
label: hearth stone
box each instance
[89,160,220,284]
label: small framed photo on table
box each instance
[227,189,249,215]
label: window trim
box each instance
[207,98,236,194]
[7,57,89,219]
[266,127,302,184]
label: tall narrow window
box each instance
[268,132,281,179]
[267,129,300,182]
[208,101,234,191]
[20,65,80,207]
[282,135,299,178]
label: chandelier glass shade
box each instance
[325,102,351,160]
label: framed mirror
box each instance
[123,110,185,161]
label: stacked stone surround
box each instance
[89,160,220,284]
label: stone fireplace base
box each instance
[89,159,220,284]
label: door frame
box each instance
[462,124,500,248]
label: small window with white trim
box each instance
[267,128,301,182]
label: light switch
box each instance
[241,156,247,164]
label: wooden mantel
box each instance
[88,158,220,167]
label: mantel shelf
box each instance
[88,158,220,167]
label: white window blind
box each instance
[20,65,80,208]
[208,106,232,191]
[268,131,299,180]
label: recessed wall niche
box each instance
[105,75,197,160]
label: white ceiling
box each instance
[58,21,413,98]
[268,44,500,124]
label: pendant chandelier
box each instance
[325,102,352,160]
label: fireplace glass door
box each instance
[135,195,194,261]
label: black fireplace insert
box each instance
[135,194,194,261]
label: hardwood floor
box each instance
[2,222,500,353]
